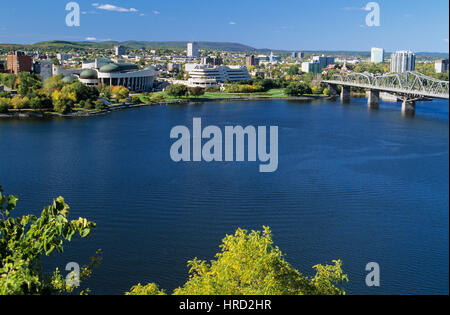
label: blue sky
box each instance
[0,0,448,52]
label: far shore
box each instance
[0,95,333,119]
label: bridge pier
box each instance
[341,86,350,103]
[328,84,338,97]
[402,100,416,116]
[367,90,380,109]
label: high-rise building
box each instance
[371,47,385,63]
[34,60,54,86]
[291,52,298,59]
[435,59,449,73]
[114,45,127,57]
[187,42,199,57]
[301,61,321,74]
[390,51,416,73]
[312,55,335,69]
[245,55,258,66]
[6,51,32,74]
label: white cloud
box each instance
[342,6,365,11]
[85,37,97,41]
[153,10,160,15]
[229,21,236,25]
[92,3,138,13]
[444,39,449,43]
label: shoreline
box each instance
[0,95,332,119]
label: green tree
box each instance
[0,98,11,113]
[285,82,312,96]
[43,74,66,95]
[11,96,31,110]
[116,87,130,100]
[166,84,189,98]
[17,73,41,97]
[127,227,348,295]
[29,92,52,110]
[52,90,75,114]
[0,74,18,89]
[62,81,99,104]
[101,85,113,100]
[287,65,300,76]
[188,87,205,97]
[0,186,100,295]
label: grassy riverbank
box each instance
[1,92,331,118]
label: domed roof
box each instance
[99,63,139,73]
[79,69,98,79]
[117,63,139,71]
[62,75,78,83]
[99,63,121,73]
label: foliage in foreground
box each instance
[0,186,99,295]
[127,227,348,295]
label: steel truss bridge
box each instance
[323,71,449,101]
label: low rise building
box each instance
[202,56,223,66]
[185,64,250,87]
[55,58,157,92]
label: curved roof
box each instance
[99,63,139,73]
[117,63,139,71]
[80,69,98,79]
[99,63,121,73]
[62,75,78,83]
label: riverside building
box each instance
[185,64,251,87]
[54,58,156,92]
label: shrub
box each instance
[188,87,205,97]
[131,95,141,104]
[0,97,11,113]
[11,96,30,110]
[94,100,106,110]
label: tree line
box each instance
[0,73,132,114]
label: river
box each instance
[0,98,448,295]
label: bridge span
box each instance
[323,71,449,115]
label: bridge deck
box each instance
[323,80,449,100]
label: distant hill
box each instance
[1,41,448,57]
[0,40,264,52]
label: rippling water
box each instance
[0,98,448,295]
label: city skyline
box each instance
[0,0,449,53]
